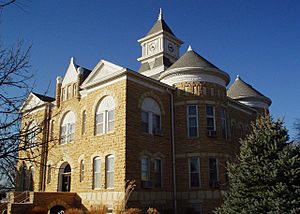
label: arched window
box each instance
[28,166,34,191]
[26,121,37,148]
[141,97,161,135]
[67,85,71,99]
[93,157,101,189]
[20,162,27,191]
[106,155,114,188]
[95,96,115,135]
[82,110,87,135]
[60,111,75,144]
[80,160,84,182]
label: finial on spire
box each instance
[236,75,240,80]
[187,45,193,51]
[158,8,163,20]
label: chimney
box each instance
[76,67,84,100]
[56,76,62,107]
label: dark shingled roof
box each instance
[168,48,219,70]
[227,76,271,104]
[147,19,175,36]
[32,92,55,102]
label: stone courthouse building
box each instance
[8,10,271,214]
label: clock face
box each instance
[168,43,174,52]
[149,43,156,52]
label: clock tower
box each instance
[137,9,183,79]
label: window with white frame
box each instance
[67,85,71,99]
[154,158,162,188]
[187,105,198,138]
[80,160,84,182]
[221,108,227,139]
[82,110,87,135]
[209,158,219,187]
[60,111,75,144]
[189,157,200,188]
[62,88,66,101]
[95,96,115,135]
[26,121,38,148]
[141,97,161,135]
[93,157,101,189]
[73,84,76,96]
[206,105,216,131]
[106,155,114,188]
[141,157,150,181]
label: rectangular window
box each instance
[152,114,161,135]
[141,158,150,181]
[189,157,200,188]
[154,159,162,188]
[221,108,227,139]
[60,125,66,144]
[80,160,84,182]
[62,88,66,101]
[93,158,101,189]
[206,105,216,131]
[187,105,198,138]
[82,111,86,135]
[73,84,76,96]
[96,113,104,135]
[141,111,149,133]
[209,158,219,187]
[106,156,114,188]
[50,121,55,141]
[67,85,71,99]
[47,164,51,184]
[107,110,115,132]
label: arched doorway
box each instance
[49,205,65,214]
[58,163,71,192]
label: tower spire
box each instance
[158,8,163,20]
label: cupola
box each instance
[137,9,183,79]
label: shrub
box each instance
[122,208,141,214]
[89,204,107,214]
[147,208,160,214]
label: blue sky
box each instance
[1,0,299,138]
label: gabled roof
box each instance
[20,92,53,113]
[227,75,271,105]
[32,92,55,103]
[61,57,91,87]
[81,59,124,89]
[168,46,218,70]
[146,9,175,37]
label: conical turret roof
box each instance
[227,75,271,105]
[167,46,218,70]
[159,46,230,86]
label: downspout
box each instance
[167,88,177,214]
[41,104,51,191]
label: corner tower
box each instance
[137,9,183,79]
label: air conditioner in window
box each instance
[153,128,163,136]
[207,130,217,137]
[209,180,220,188]
[141,180,152,189]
